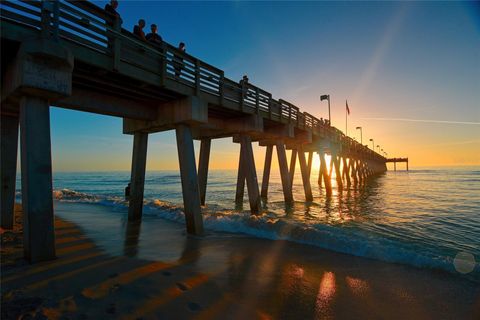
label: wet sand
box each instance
[1,202,479,319]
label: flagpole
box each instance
[345,100,348,135]
[328,95,331,126]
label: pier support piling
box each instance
[318,151,323,187]
[289,149,297,189]
[343,157,351,186]
[351,159,358,185]
[307,151,313,177]
[1,113,19,229]
[329,159,334,178]
[298,145,313,201]
[20,96,56,262]
[277,141,293,204]
[175,124,204,235]
[235,143,246,205]
[319,151,332,195]
[332,153,343,189]
[198,138,211,206]
[241,135,261,214]
[261,145,273,199]
[128,132,149,221]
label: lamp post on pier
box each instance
[369,138,374,150]
[377,145,381,153]
[320,94,331,126]
[356,126,363,144]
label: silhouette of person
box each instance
[239,75,249,85]
[125,183,131,200]
[239,75,249,98]
[133,19,147,41]
[174,42,186,78]
[105,0,121,50]
[105,0,120,20]
[146,24,162,46]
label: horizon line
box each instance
[361,117,480,125]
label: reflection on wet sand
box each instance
[1,203,479,319]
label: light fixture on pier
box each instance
[377,145,381,152]
[320,94,331,125]
[369,138,374,149]
[356,126,363,144]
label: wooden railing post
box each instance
[40,0,53,38]
[195,59,201,96]
[219,71,225,104]
[51,0,59,41]
[112,16,121,71]
[268,98,272,120]
[240,81,245,112]
[255,87,259,114]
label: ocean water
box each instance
[16,167,480,281]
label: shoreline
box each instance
[2,202,479,319]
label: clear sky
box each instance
[47,1,479,171]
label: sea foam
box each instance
[47,187,479,282]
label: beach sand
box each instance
[1,202,479,319]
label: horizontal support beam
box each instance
[123,96,208,134]
[192,114,263,139]
[55,88,158,120]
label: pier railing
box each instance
[0,0,385,161]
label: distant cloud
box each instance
[361,117,480,125]
[428,139,480,147]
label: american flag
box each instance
[346,100,350,115]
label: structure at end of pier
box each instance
[386,158,409,171]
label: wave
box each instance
[40,188,478,282]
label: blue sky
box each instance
[49,1,479,171]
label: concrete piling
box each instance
[241,135,261,214]
[298,145,313,201]
[1,113,19,229]
[289,148,297,189]
[331,153,343,189]
[261,145,273,199]
[198,138,211,206]
[276,141,293,204]
[20,96,56,262]
[235,142,246,205]
[175,124,204,235]
[319,151,332,195]
[128,132,149,221]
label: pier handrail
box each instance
[0,0,385,160]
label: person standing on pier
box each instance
[239,75,249,98]
[146,24,162,46]
[105,0,121,50]
[174,42,186,78]
[133,19,147,42]
[125,183,131,201]
[105,0,120,20]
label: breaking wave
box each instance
[48,188,479,282]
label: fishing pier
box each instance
[386,158,409,171]
[1,1,389,262]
